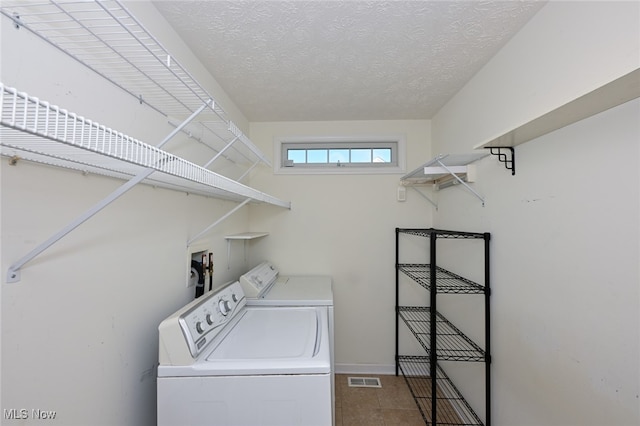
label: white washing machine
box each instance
[239,261,335,424]
[157,280,332,426]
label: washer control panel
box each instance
[239,261,279,298]
[177,281,245,358]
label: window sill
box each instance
[274,165,406,175]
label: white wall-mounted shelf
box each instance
[0,0,271,169]
[225,232,270,240]
[401,153,488,185]
[0,84,290,207]
[224,232,269,269]
[0,0,290,283]
[401,153,488,208]
[475,68,640,150]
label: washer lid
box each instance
[202,306,330,375]
[257,275,333,306]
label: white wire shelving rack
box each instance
[0,84,289,205]
[401,153,488,209]
[0,0,290,283]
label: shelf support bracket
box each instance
[11,12,22,29]
[485,147,515,175]
[226,239,248,271]
[435,159,486,207]
[203,136,240,169]
[6,99,212,283]
[187,198,251,247]
[408,186,438,210]
[238,160,260,183]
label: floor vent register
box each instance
[347,377,382,388]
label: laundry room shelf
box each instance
[401,153,488,186]
[397,228,487,239]
[0,0,260,146]
[398,307,485,362]
[398,356,484,426]
[0,0,291,283]
[223,233,269,269]
[395,228,491,425]
[0,0,275,175]
[225,232,270,240]
[474,69,639,176]
[397,264,485,294]
[400,153,488,207]
[0,83,289,207]
[475,68,640,149]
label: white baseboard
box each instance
[335,363,396,375]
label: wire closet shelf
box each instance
[0,83,288,206]
[0,0,278,188]
[0,0,291,283]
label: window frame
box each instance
[274,135,406,175]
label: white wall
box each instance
[0,2,256,425]
[432,1,639,425]
[249,120,432,372]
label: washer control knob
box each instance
[231,293,238,302]
[196,321,204,334]
[219,299,231,316]
[206,314,214,325]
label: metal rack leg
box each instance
[484,232,491,426]
[395,228,400,376]
[429,232,437,425]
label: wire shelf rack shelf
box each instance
[398,356,484,426]
[398,264,485,294]
[398,307,485,362]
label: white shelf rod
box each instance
[434,158,485,206]
[6,99,212,283]
[187,198,251,246]
[204,135,240,168]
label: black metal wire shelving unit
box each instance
[395,228,491,426]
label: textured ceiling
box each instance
[152,1,546,122]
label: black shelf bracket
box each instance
[11,13,22,29]
[486,147,515,175]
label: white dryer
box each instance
[157,281,332,426]
[239,261,333,307]
[239,262,333,362]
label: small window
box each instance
[275,136,405,175]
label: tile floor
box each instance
[335,374,426,426]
